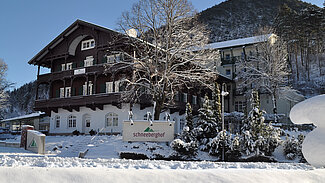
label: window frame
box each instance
[81,39,95,51]
[55,116,60,128]
[105,113,118,127]
[68,115,77,128]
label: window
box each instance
[106,82,113,93]
[106,53,124,64]
[84,56,94,67]
[226,69,231,76]
[65,87,71,97]
[83,82,87,96]
[225,54,230,60]
[180,118,185,131]
[114,81,120,92]
[143,113,152,121]
[192,95,197,105]
[60,88,65,98]
[55,116,60,128]
[66,63,73,70]
[183,93,188,103]
[107,55,115,63]
[235,101,245,112]
[68,115,76,128]
[106,113,118,127]
[61,64,66,71]
[81,39,95,51]
[88,81,93,95]
[86,119,90,127]
[174,92,179,102]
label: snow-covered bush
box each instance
[170,139,198,156]
[170,103,198,157]
[283,134,304,160]
[206,130,229,156]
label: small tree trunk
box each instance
[154,103,162,120]
[271,92,277,123]
[295,44,299,81]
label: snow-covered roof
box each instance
[206,34,274,50]
[1,112,45,122]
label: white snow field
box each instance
[290,94,325,167]
[1,134,325,183]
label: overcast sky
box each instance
[0,0,322,89]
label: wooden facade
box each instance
[29,20,232,117]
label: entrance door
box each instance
[82,114,91,134]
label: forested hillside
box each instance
[1,81,36,119]
[197,0,318,42]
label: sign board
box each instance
[123,120,175,142]
[74,68,86,75]
[26,130,45,154]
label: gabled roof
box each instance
[205,34,274,50]
[28,19,122,65]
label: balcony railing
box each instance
[34,92,122,110]
[37,64,106,83]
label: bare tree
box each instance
[106,0,219,120]
[236,32,290,122]
[0,59,11,118]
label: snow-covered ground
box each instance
[0,155,324,183]
[1,133,324,183]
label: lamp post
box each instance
[221,83,229,161]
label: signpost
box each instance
[123,120,175,142]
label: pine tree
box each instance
[211,82,222,131]
[198,95,213,123]
[241,90,282,157]
[197,95,219,140]
[170,103,198,157]
[185,103,194,130]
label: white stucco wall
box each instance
[50,103,186,134]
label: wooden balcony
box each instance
[34,92,155,115]
[35,93,122,114]
[37,64,106,83]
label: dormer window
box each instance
[81,39,95,51]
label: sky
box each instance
[0,0,323,90]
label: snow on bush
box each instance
[283,134,304,160]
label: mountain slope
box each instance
[198,0,319,42]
